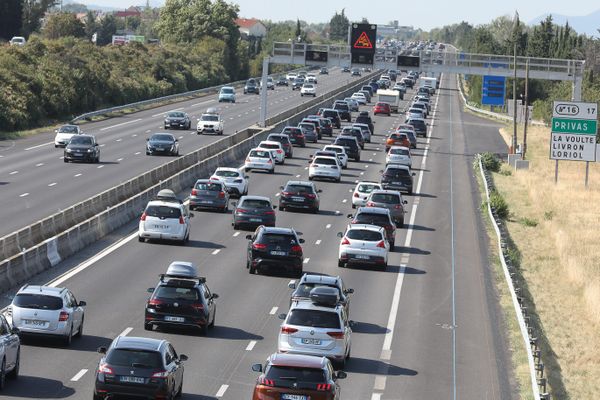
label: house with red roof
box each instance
[235,18,266,38]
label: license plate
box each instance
[271,251,286,256]
[24,319,46,326]
[392,182,403,185]
[200,200,213,204]
[282,395,308,400]
[120,376,145,384]
[153,225,169,230]
[249,218,261,222]
[356,254,370,260]
[74,153,82,156]
[292,197,304,202]
[165,316,185,322]
[301,338,321,345]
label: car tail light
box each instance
[179,216,185,224]
[263,210,275,215]
[191,189,198,196]
[210,177,219,180]
[252,243,267,250]
[394,204,402,209]
[317,383,332,391]
[191,303,204,312]
[282,191,291,197]
[218,191,225,199]
[366,201,375,207]
[234,179,243,183]
[377,240,386,248]
[151,370,169,378]
[98,363,114,375]
[259,377,275,386]
[290,245,303,254]
[353,192,359,198]
[281,326,298,334]
[236,208,248,214]
[277,149,283,154]
[267,159,273,163]
[341,237,350,245]
[327,331,345,339]
[140,212,147,221]
[306,193,316,199]
[59,311,69,322]
[148,299,164,307]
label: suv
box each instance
[380,164,415,194]
[144,261,218,334]
[281,126,306,147]
[251,353,346,400]
[232,196,276,230]
[340,126,364,149]
[267,133,294,158]
[365,189,407,227]
[320,109,341,129]
[355,111,374,133]
[94,336,187,400]
[348,206,397,247]
[246,226,305,276]
[64,134,100,163]
[0,314,20,384]
[210,167,249,197]
[406,117,427,137]
[333,136,361,162]
[196,109,224,135]
[218,86,236,102]
[163,111,191,130]
[288,274,353,316]
[333,101,351,122]
[244,78,260,94]
[9,285,86,345]
[292,77,305,90]
[138,190,193,243]
[279,181,321,213]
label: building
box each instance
[114,6,141,18]
[235,18,267,38]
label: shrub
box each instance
[480,152,501,172]
[489,190,509,219]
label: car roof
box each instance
[17,285,65,296]
[214,167,240,173]
[324,145,345,150]
[356,206,391,215]
[112,336,164,352]
[240,195,271,202]
[269,353,326,369]
[313,155,338,161]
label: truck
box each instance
[420,77,438,94]
[377,89,401,113]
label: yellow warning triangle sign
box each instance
[354,31,373,49]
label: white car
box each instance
[306,74,317,84]
[260,77,275,90]
[309,156,341,182]
[323,145,348,169]
[352,123,372,143]
[286,72,298,81]
[245,148,275,173]
[343,98,359,112]
[300,83,316,97]
[258,140,285,164]
[9,36,26,46]
[351,92,367,105]
[196,110,224,135]
[337,224,389,269]
[386,146,412,167]
[54,124,82,147]
[138,190,192,243]
[209,167,249,197]
[351,181,382,208]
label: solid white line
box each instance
[215,384,229,398]
[191,100,212,107]
[71,369,88,382]
[233,232,240,237]
[48,182,57,187]
[245,340,257,351]
[315,239,322,245]
[74,173,82,177]
[303,258,310,264]
[24,141,53,151]
[118,327,133,337]
[212,249,221,255]
[135,151,141,155]
[9,171,18,175]
[269,306,278,315]
[19,193,29,197]
[35,163,44,167]
[97,165,104,169]
[100,118,142,131]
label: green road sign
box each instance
[551,117,597,135]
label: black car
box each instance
[64,134,100,163]
[340,126,364,149]
[355,112,374,134]
[232,196,276,230]
[333,101,351,122]
[320,109,341,129]
[319,67,329,74]
[380,164,415,194]
[144,262,218,334]
[146,133,180,156]
[267,133,294,158]
[351,68,361,76]
[279,181,321,213]
[244,78,259,94]
[281,126,306,147]
[361,85,374,97]
[342,66,351,72]
[333,136,361,161]
[291,78,305,90]
[246,226,304,276]
[276,76,289,86]
[94,336,187,400]
[406,118,428,137]
[164,111,191,130]
[348,207,397,247]
[317,117,334,136]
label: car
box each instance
[385,132,410,151]
[232,195,276,230]
[314,116,334,136]
[350,92,367,105]
[9,284,85,345]
[380,164,415,194]
[323,145,348,168]
[9,36,26,46]
[260,77,275,90]
[145,132,179,156]
[309,156,341,182]
[373,102,392,116]
[411,101,428,117]
[365,189,407,226]
[218,86,236,102]
[276,76,289,86]
[351,68,361,76]
[64,134,100,163]
[392,82,407,95]
[312,150,340,163]
[245,148,275,173]
[94,336,187,400]
[386,146,412,167]
[286,72,298,81]
[306,74,318,84]
[54,124,82,147]
[340,126,364,149]
[244,78,260,94]
[358,89,372,102]
[267,133,294,158]
[342,66,351,73]
[279,181,321,213]
[278,290,352,367]
[406,117,428,137]
[319,67,329,74]
[406,107,425,120]
[401,129,418,149]
[282,126,306,147]
[348,206,396,247]
[209,167,249,196]
[337,224,389,270]
[189,179,229,212]
[251,353,346,400]
[196,109,224,135]
[343,97,359,112]
[361,85,374,97]
[246,226,304,276]
[351,181,382,208]
[164,111,191,129]
[257,140,286,164]
[333,136,361,161]
[300,83,317,97]
[333,101,351,122]
[0,314,20,385]
[401,77,414,88]
[352,123,372,143]
[144,261,218,334]
[355,111,374,133]
[288,273,353,316]
[320,109,341,128]
[298,122,318,143]
[292,77,305,90]
[302,117,323,139]
[138,190,192,243]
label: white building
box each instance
[235,18,267,38]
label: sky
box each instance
[74,0,599,30]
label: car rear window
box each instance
[347,229,383,241]
[355,213,390,225]
[154,286,199,301]
[260,143,279,149]
[265,366,326,383]
[335,138,357,147]
[13,294,63,310]
[249,150,270,158]
[390,148,409,156]
[324,146,342,154]
[385,168,411,177]
[287,309,341,329]
[282,128,302,135]
[145,205,182,219]
[371,193,400,204]
[240,199,271,208]
[106,349,162,369]
[268,135,289,144]
[285,185,313,193]
[215,170,239,178]
[195,182,222,191]
[313,157,337,165]
[298,123,314,131]
[259,233,297,245]
[358,183,379,193]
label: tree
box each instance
[295,18,301,40]
[22,0,58,36]
[0,0,23,41]
[84,11,97,40]
[43,12,86,39]
[329,9,349,41]
[528,15,554,58]
[96,14,117,46]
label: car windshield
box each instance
[70,136,92,145]
[282,128,301,135]
[154,286,199,301]
[287,309,340,329]
[265,366,326,383]
[195,182,222,191]
[295,283,341,298]
[58,125,78,133]
[249,150,270,158]
[355,213,390,225]
[358,183,379,193]
[221,88,233,94]
[335,138,356,147]
[13,294,62,310]
[347,229,383,241]
[240,199,271,209]
[215,170,239,178]
[259,233,297,245]
[145,205,182,219]
[390,134,406,141]
[168,112,185,118]
[390,148,409,156]
[385,168,411,177]
[285,184,313,194]
[201,115,219,121]
[371,193,400,204]
[268,135,288,143]
[106,349,162,368]
[303,84,314,88]
[260,144,279,149]
[324,146,342,154]
[299,124,314,131]
[150,134,173,142]
[313,157,337,165]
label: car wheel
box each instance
[199,323,208,336]
[338,260,345,268]
[249,264,257,275]
[308,176,313,181]
[390,240,395,251]
[233,223,239,230]
[312,207,319,214]
[144,322,153,331]
[175,377,183,398]
[381,262,388,271]
[138,236,144,243]
[269,168,274,174]
[352,204,356,209]
[221,205,228,213]
[75,317,84,338]
[209,308,216,328]
[399,218,404,228]
[7,350,19,380]
[280,205,285,212]
[63,326,73,346]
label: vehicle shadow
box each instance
[97,161,120,165]
[0,182,8,185]
[209,325,264,341]
[345,357,418,376]
[181,394,218,400]
[414,192,437,199]
[19,334,112,352]
[398,246,431,256]
[405,224,435,232]
[184,240,227,249]
[316,210,341,216]
[0,376,76,398]
[351,321,390,334]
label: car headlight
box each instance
[87,148,93,153]
[66,148,73,153]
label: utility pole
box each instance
[523,58,530,159]
[511,11,519,154]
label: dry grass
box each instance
[493,125,600,399]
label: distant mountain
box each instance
[529,9,600,37]
[62,0,164,12]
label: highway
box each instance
[0,68,362,236]
[0,73,515,399]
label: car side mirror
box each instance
[95,143,99,146]
[299,238,305,244]
[212,293,219,299]
[245,234,252,240]
[97,346,107,354]
[279,186,284,190]
[251,363,263,373]
[11,327,19,335]
[347,213,353,218]
[78,301,87,307]
[189,213,195,218]
[412,173,416,176]
[345,288,354,294]
[278,313,287,320]
[404,200,408,204]
[231,202,238,208]
[337,232,343,238]
[273,205,277,209]
[147,288,155,293]
[288,282,297,289]
[175,139,178,142]
[317,189,322,193]
[335,371,348,379]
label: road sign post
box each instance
[350,23,376,66]
[482,76,506,106]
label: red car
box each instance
[373,102,391,116]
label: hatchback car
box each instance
[365,189,407,227]
[322,145,348,169]
[138,192,192,243]
[302,118,322,139]
[412,101,429,117]
[282,126,306,147]
[406,107,425,120]
[386,146,412,167]
[244,78,260,94]
[355,112,374,133]
[189,179,229,212]
[144,261,218,334]
[54,124,82,147]
[333,102,351,122]
[9,285,86,345]
[351,181,382,208]
[351,68,361,76]
[267,133,294,158]
[298,122,318,143]
[373,102,392,116]
[320,109,341,129]
[64,134,100,163]
[0,314,20,385]
[343,97,359,112]
[146,133,179,156]
[301,83,317,97]
[289,274,353,316]
[94,336,187,400]
[319,67,329,74]
[258,140,286,164]
[398,129,418,149]
[218,86,236,103]
[350,92,367,105]
[348,206,397,247]
[209,167,249,197]
[309,156,341,182]
[340,127,364,149]
[279,181,321,213]
[245,148,275,173]
[251,353,346,400]
[385,132,410,152]
[163,111,191,130]
[246,226,304,276]
[381,164,415,194]
[337,224,389,269]
[232,196,276,230]
[276,76,289,86]
[333,136,361,162]
[315,117,334,136]
[406,117,428,137]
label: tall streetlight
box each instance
[511,11,519,154]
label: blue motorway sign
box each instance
[482,75,506,106]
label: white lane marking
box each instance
[35,163,44,167]
[117,158,124,162]
[365,165,369,168]
[371,393,382,400]
[373,153,376,155]
[133,134,138,137]
[216,384,229,398]
[315,239,322,245]
[24,142,53,151]
[360,172,364,175]
[59,156,64,160]
[116,138,122,142]
[97,165,104,169]
[245,340,257,351]
[145,130,151,133]
[19,193,29,197]
[135,151,141,155]
[342,199,347,203]
[192,100,212,107]
[48,182,57,187]
[212,249,221,255]
[326,224,331,229]
[374,375,387,391]
[269,306,278,315]
[118,327,133,337]
[9,171,18,175]
[335,210,340,215]
[275,193,280,197]
[369,158,373,161]
[151,111,166,118]
[304,167,308,170]
[233,232,240,237]
[100,118,142,131]
[303,258,310,264]
[71,369,88,382]
[296,174,301,178]
[355,180,359,183]
[100,144,106,147]
[74,173,82,177]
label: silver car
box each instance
[0,314,20,383]
[9,285,86,346]
[365,189,407,226]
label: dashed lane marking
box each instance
[9,171,18,175]
[35,163,44,167]
[24,142,53,151]
[326,224,331,229]
[315,240,322,245]
[97,165,104,169]
[70,369,88,382]
[216,384,229,398]
[212,249,221,255]
[118,327,133,337]
[48,182,57,187]
[269,306,278,315]
[245,340,257,351]
[19,193,29,197]
[303,258,310,264]
[100,118,142,131]
[74,173,82,177]
[233,232,240,237]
